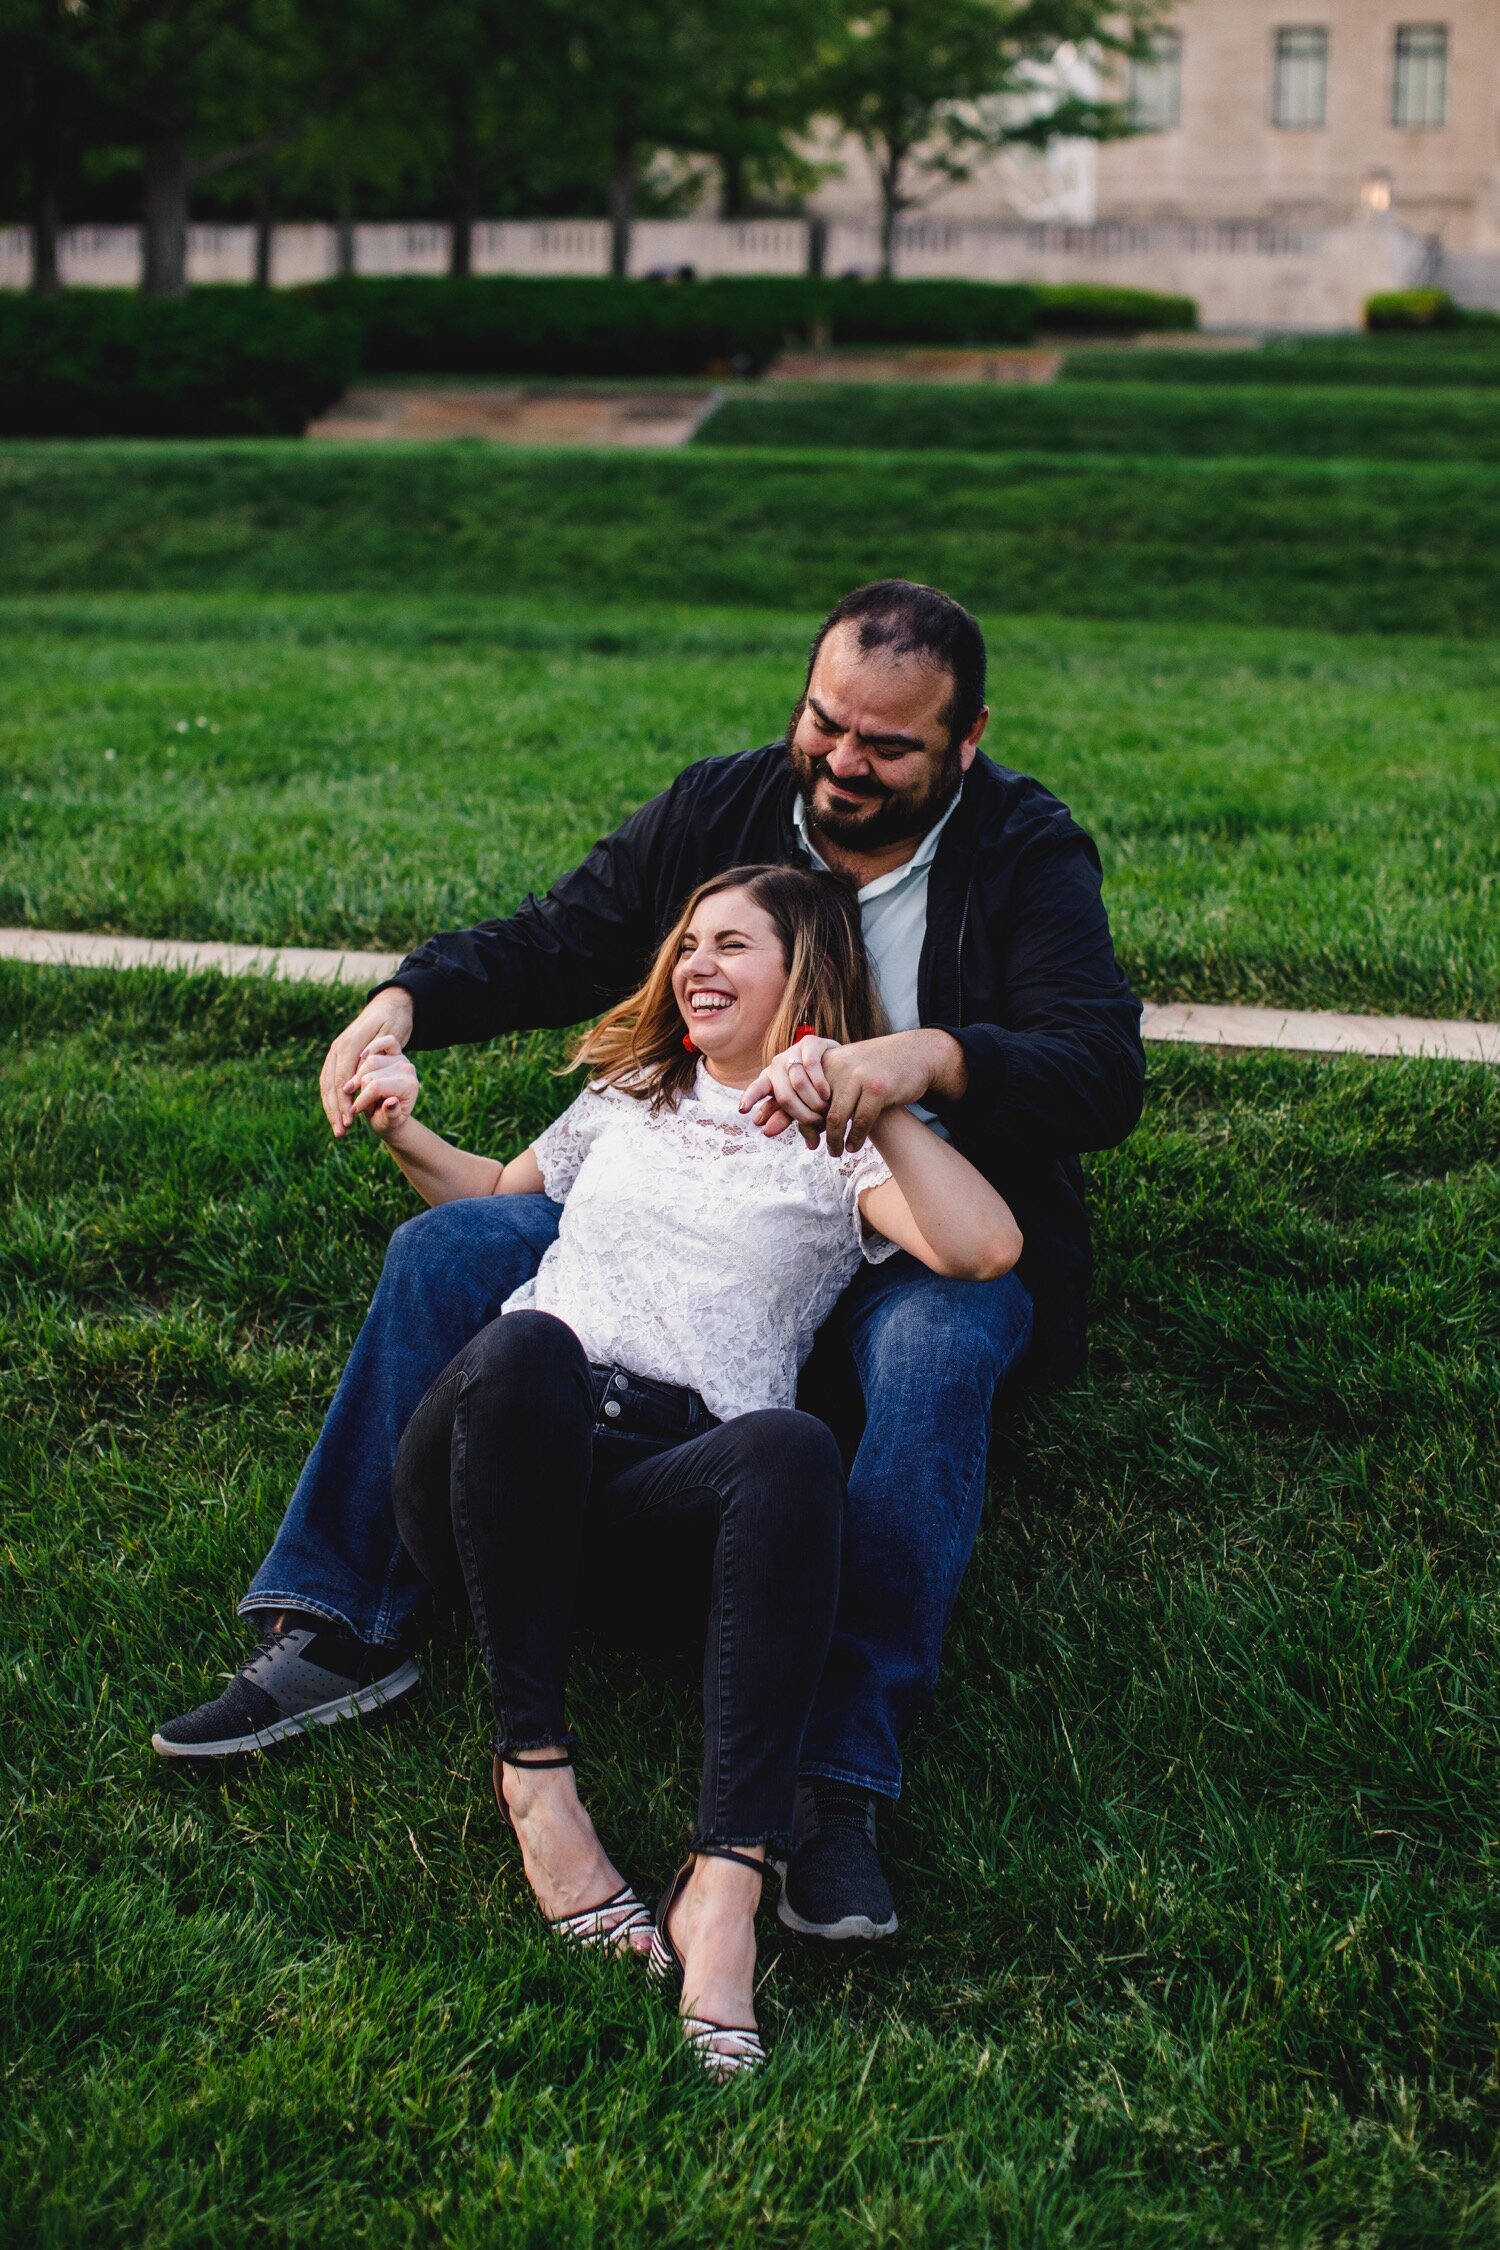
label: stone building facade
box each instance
[1094,0,1500,250]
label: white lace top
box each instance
[502,1063,899,1422]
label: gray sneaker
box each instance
[151,1614,420,1760]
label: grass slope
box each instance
[3,594,1497,1021]
[1064,341,1500,388]
[696,381,1500,462]
[4,964,1498,2245]
[3,442,1500,637]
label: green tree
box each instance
[380,0,581,275]
[817,0,1163,276]
[0,0,98,293]
[669,0,843,221]
[75,0,395,296]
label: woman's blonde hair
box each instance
[570,863,884,1110]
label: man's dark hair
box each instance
[806,580,987,748]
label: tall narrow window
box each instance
[1392,25,1448,127]
[1128,31,1183,130]
[1272,27,1329,128]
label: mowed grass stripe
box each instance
[4,595,1496,1020]
[695,380,1500,462]
[1063,339,1500,387]
[3,964,1499,2242]
[3,442,1500,636]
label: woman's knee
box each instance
[459,1309,587,1402]
[724,1409,845,1528]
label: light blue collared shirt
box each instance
[792,787,962,1128]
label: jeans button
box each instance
[603,1400,622,1419]
[613,1373,628,1391]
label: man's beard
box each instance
[787,724,963,855]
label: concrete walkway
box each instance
[308,385,720,448]
[3,925,1497,1066]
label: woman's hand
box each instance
[345,1035,420,1138]
[320,987,414,1138]
[740,1034,841,1145]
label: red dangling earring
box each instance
[682,1031,695,1051]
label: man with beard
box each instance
[152,580,1145,1943]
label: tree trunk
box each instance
[142,134,190,297]
[30,181,62,297]
[719,150,746,222]
[253,168,275,288]
[877,154,902,279]
[609,111,635,280]
[335,165,356,277]
[447,85,475,277]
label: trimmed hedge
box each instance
[1365,288,1500,333]
[0,289,360,437]
[306,274,1042,374]
[692,379,1500,462]
[1064,338,1500,387]
[1035,283,1196,336]
[1365,287,1463,332]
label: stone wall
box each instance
[0,213,1464,331]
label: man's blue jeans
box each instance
[244,1195,1033,1798]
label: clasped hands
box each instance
[739,1027,967,1155]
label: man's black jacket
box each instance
[388,741,1145,1386]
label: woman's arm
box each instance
[348,1037,545,1207]
[859,1105,1022,1282]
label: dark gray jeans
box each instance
[391,1308,845,1854]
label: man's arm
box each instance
[741,838,1142,1162]
[931,836,1145,1160]
[319,783,680,1137]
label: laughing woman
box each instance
[348,864,1020,2077]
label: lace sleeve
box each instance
[530,1083,617,1202]
[837,1139,902,1266]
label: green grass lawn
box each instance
[4,593,1497,1020]
[4,442,1500,636]
[696,381,1500,462]
[4,963,1498,2246]
[5,427,1498,2244]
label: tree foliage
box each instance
[3,0,1172,291]
[816,0,1164,273]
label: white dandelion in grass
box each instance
[104,747,117,761]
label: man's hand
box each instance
[739,1034,841,1146]
[320,987,415,1139]
[746,1029,968,1155]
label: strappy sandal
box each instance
[647,1846,776,2079]
[493,1750,653,1954]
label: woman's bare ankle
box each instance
[493,1752,624,1922]
[671,1851,764,2030]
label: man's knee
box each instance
[378,1194,556,1306]
[862,1273,1031,1412]
[381,1200,472,1283]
